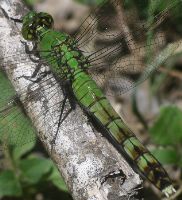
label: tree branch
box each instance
[0,0,142,199]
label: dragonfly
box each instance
[0,0,181,197]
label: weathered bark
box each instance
[0,0,142,200]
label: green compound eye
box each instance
[38,12,54,29]
[21,11,54,41]
[21,11,37,41]
[22,11,36,23]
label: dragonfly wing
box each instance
[73,0,182,96]
[74,0,122,53]
[0,69,73,148]
[88,39,181,96]
[0,69,37,147]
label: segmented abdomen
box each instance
[72,68,172,191]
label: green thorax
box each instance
[37,27,89,80]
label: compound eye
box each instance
[38,12,54,29]
[22,23,37,41]
[22,11,38,41]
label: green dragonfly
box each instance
[0,0,181,197]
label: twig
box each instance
[115,0,136,52]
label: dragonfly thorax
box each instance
[22,11,54,41]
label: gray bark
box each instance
[0,0,142,200]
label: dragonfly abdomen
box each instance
[72,69,172,192]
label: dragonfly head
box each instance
[22,11,54,41]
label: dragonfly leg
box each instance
[50,93,68,151]
[101,169,126,185]
[21,41,40,62]
[10,17,23,23]
[50,81,76,152]
[16,62,51,83]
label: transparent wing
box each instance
[0,69,37,147]
[73,0,182,96]
[75,0,172,53]
[0,69,73,148]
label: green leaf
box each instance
[48,165,68,192]
[0,170,22,197]
[19,157,52,184]
[12,142,35,161]
[150,105,182,145]
[152,148,179,165]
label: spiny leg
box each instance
[50,81,76,152]
[21,41,40,62]
[17,41,51,82]
[10,17,23,23]
[50,93,68,151]
[7,13,39,62]
[16,60,51,84]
